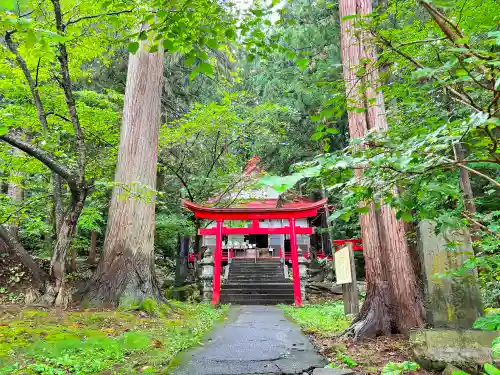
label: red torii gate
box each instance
[183,198,328,306]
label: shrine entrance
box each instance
[183,198,327,306]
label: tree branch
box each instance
[462,213,500,239]
[65,9,133,27]
[4,31,50,133]
[0,133,76,188]
[51,0,86,185]
[395,37,447,47]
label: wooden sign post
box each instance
[335,242,359,315]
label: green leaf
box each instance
[197,50,209,60]
[163,39,177,52]
[138,31,147,41]
[484,364,500,375]
[189,68,200,81]
[473,314,500,331]
[326,128,340,135]
[198,62,213,75]
[247,54,256,62]
[492,337,500,359]
[0,125,8,136]
[356,207,369,214]
[225,29,236,40]
[41,30,65,42]
[311,132,324,141]
[495,77,500,90]
[128,41,140,54]
[296,57,309,70]
[401,212,413,222]
[157,10,168,18]
[206,39,218,49]
[184,55,196,66]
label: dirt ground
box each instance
[309,333,436,375]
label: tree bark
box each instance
[6,150,24,239]
[339,0,425,339]
[453,142,480,238]
[80,35,164,306]
[88,231,98,265]
[50,192,86,305]
[52,173,65,237]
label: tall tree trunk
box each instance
[80,36,164,306]
[339,0,425,339]
[88,231,98,265]
[49,192,86,305]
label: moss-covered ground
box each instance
[281,301,352,337]
[0,302,227,375]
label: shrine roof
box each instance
[182,198,327,220]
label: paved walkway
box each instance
[171,305,326,375]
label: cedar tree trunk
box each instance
[339,0,425,339]
[81,36,164,305]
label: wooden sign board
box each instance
[335,246,353,284]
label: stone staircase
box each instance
[220,258,294,305]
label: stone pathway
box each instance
[171,305,326,375]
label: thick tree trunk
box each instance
[52,173,65,237]
[49,192,86,305]
[88,231,98,265]
[339,0,425,339]
[80,36,164,306]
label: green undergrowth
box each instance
[281,301,352,337]
[0,301,227,375]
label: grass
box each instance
[281,301,352,337]
[0,301,227,375]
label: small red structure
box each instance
[183,198,328,306]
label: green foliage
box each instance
[155,214,194,258]
[381,361,420,375]
[281,301,351,337]
[336,351,358,368]
[0,303,227,374]
[492,337,500,360]
[473,314,500,331]
[484,363,500,375]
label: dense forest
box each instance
[1,0,499,341]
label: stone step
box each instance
[220,292,295,299]
[221,290,294,296]
[228,271,283,276]
[220,295,294,305]
[223,283,292,290]
[231,263,281,269]
[228,277,286,282]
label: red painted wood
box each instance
[212,219,223,305]
[332,239,363,251]
[289,218,301,306]
[199,226,313,236]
